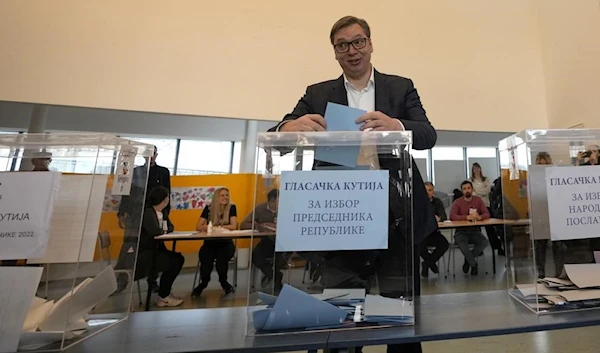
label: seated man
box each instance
[420,182,450,277]
[240,189,285,292]
[450,180,490,276]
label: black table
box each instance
[65,290,600,353]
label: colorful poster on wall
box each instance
[171,186,222,210]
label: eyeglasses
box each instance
[333,37,368,53]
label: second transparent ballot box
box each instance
[246,131,415,336]
[499,129,600,315]
[0,133,154,352]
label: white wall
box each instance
[537,0,600,128]
[0,0,548,132]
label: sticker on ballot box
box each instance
[275,170,389,252]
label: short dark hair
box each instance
[424,182,434,188]
[153,145,158,152]
[267,189,279,201]
[461,180,473,188]
[330,16,371,44]
[149,186,169,206]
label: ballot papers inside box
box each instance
[246,130,415,336]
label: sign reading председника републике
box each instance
[275,170,389,252]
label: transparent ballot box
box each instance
[499,129,600,315]
[246,131,415,336]
[0,133,154,352]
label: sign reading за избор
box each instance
[546,166,600,241]
[0,172,60,260]
[275,170,389,252]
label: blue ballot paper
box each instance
[252,285,348,332]
[314,102,366,168]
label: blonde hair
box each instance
[209,187,232,225]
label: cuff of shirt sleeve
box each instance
[396,119,405,131]
[276,121,290,132]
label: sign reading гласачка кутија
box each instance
[275,170,389,252]
[0,172,60,260]
[546,165,600,241]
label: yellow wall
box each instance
[97,173,275,259]
[536,0,600,129]
[0,0,548,132]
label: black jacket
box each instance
[139,207,174,252]
[270,70,438,245]
[118,163,172,221]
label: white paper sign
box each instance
[276,170,389,252]
[546,165,600,241]
[111,146,137,196]
[0,172,60,260]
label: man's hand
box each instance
[259,222,277,231]
[356,111,403,131]
[280,114,326,132]
[435,215,441,222]
[466,214,477,221]
[118,214,127,229]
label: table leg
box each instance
[233,239,238,287]
[492,246,497,274]
[145,242,159,311]
[172,240,177,252]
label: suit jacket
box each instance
[270,70,438,244]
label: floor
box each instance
[43,245,600,352]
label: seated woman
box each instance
[135,186,185,307]
[192,187,238,297]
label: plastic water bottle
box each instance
[207,221,213,234]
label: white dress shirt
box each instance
[344,67,375,112]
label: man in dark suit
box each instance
[115,145,172,292]
[270,15,437,353]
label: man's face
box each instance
[332,24,373,79]
[462,184,473,198]
[425,184,434,200]
[268,197,279,213]
[32,158,50,170]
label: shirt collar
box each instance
[343,66,375,92]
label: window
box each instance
[49,147,115,174]
[177,140,232,175]
[410,149,430,181]
[432,147,465,194]
[231,141,242,173]
[256,148,297,174]
[466,147,499,181]
[124,137,178,174]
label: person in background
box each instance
[240,189,285,292]
[420,182,450,278]
[470,163,503,255]
[576,144,600,166]
[116,145,171,292]
[192,187,237,297]
[31,151,52,171]
[450,181,490,276]
[533,152,564,278]
[135,186,184,307]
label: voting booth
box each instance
[0,133,154,352]
[245,130,415,335]
[500,129,600,314]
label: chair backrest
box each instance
[98,231,111,249]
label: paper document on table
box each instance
[363,295,414,324]
[0,267,44,353]
[314,102,365,168]
[22,297,55,332]
[516,283,560,298]
[30,174,108,264]
[562,264,600,289]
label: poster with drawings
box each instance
[171,186,222,210]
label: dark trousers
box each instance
[486,207,503,250]
[327,245,422,353]
[252,237,287,284]
[420,231,449,269]
[136,249,184,298]
[199,240,235,285]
